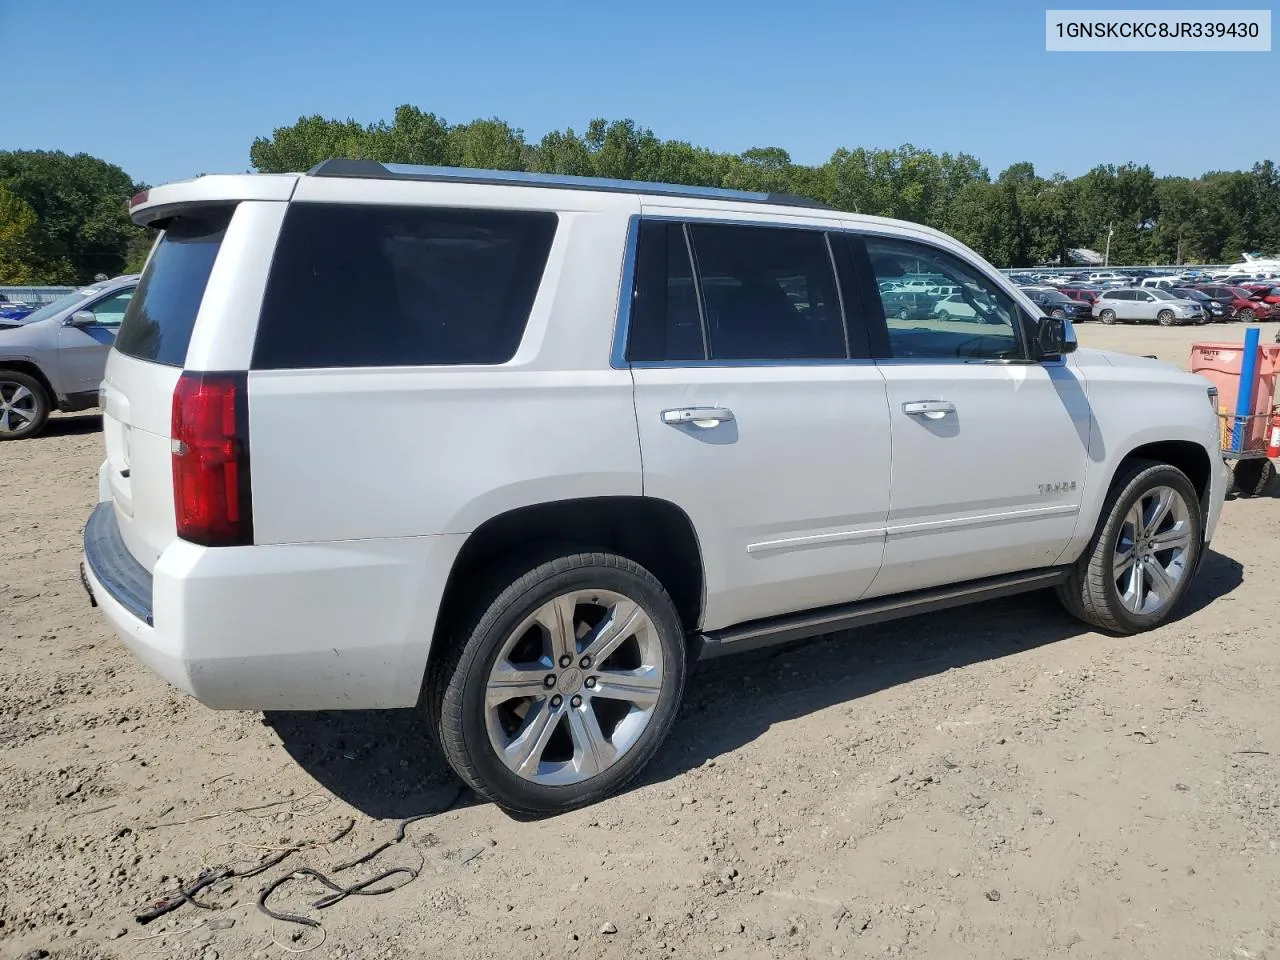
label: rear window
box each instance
[252,204,557,369]
[115,209,232,366]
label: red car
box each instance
[1194,284,1280,321]
[1253,285,1280,305]
[1060,287,1101,306]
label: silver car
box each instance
[0,275,139,440]
[1091,287,1204,326]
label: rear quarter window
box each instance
[114,209,233,366]
[252,204,558,369]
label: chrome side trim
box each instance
[746,527,886,555]
[885,503,1079,539]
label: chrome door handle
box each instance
[902,400,955,420]
[662,406,735,427]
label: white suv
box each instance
[82,161,1227,815]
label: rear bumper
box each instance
[83,503,467,710]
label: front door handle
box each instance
[662,406,735,428]
[902,400,956,420]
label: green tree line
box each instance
[250,106,1279,267]
[2,111,1277,285]
[0,151,151,284]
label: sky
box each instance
[2,0,1275,187]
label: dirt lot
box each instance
[3,321,1279,960]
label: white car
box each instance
[931,293,978,320]
[1092,288,1205,325]
[82,162,1227,815]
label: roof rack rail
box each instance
[306,158,833,210]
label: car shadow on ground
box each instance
[41,413,102,437]
[265,548,1243,821]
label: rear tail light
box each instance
[171,372,253,546]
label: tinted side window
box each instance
[865,236,1021,360]
[116,209,232,366]
[688,224,846,361]
[627,221,705,361]
[253,204,557,369]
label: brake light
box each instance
[171,372,253,546]
[130,189,149,208]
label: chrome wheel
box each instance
[484,590,664,786]
[1113,485,1193,616]
[0,380,38,435]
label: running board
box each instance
[695,567,1069,658]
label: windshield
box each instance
[13,288,95,325]
[1175,289,1208,301]
[1149,289,1180,301]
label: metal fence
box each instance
[0,286,76,305]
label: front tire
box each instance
[1238,307,1256,321]
[1231,458,1274,498]
[429,552,687,816]
[1057,460,1202,634]
[0,370,50,441]
[1157,309,1175,326]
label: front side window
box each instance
[864,236,1021,361]
[253,204,557,369]
[689,223,846,361]
[88,289,134,327]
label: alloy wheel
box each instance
[484,590,664,786]
[1112,485,1193,616]
[0,380,38,435]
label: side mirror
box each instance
[67,310,97,327]
[1024,314,1076,360]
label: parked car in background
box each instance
[1194,284,1280,321]
[0,295,36,326]
[1239,283,1279,300]
[1139,277,1179,290]
[1020,287,1094,323]
[880,290,936,321]
[1060,287,1101,306]
[1092,288,1204,325]
[0,275,138,439]
[1170,287,1228,322]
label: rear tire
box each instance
[1057,460,1202,635]
[1099,309,1117,324]
[0,370,50,441]
[427,552,687,816]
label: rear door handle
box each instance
[662,407,735,427]
[902,400,956,420]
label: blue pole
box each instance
[1233,326,1261,453]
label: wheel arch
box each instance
[427,495,705,678]
[0,360,57,407]
[1114,439,1214,519]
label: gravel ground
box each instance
[2,321,1279,960]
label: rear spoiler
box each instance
[129,175,298,227]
